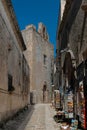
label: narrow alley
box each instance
[0,0,87,129]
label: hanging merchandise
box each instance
[76,61,87,129]
[67,91,73,118]
[54,90,60,109]
[78,81,85,129]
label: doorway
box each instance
[43,82,48,103]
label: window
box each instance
[8,74,14,92]
[43,27,46,38]
[51,73,53,84]
[43,54,47,65]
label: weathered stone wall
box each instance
[22,23,54,103]
[0,0,30,121]
[69,7,84,64]
[58,0,87,67]
[68,1,87,65]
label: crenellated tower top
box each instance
[38,22,49,41]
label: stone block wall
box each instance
[68,1,87,65]
[0,0,30,121]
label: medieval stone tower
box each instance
[22,23,54,103]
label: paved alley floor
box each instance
[19,104,61,130]
[0,104,61,130]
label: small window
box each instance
[8,74,14,92]
[43,55,47,65]
[51,73,53,84]
[43,27,46,38]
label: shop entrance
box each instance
[63,50,76,118]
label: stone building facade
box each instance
[57,0,87,129]
[0,0,30,122]
[22,23,54,103]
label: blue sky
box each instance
[12,0,60,56]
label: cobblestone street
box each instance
[0,104,61,130]
[20,104,60,130]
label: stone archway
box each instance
[63,50,76,116]
[63,50,76,91]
